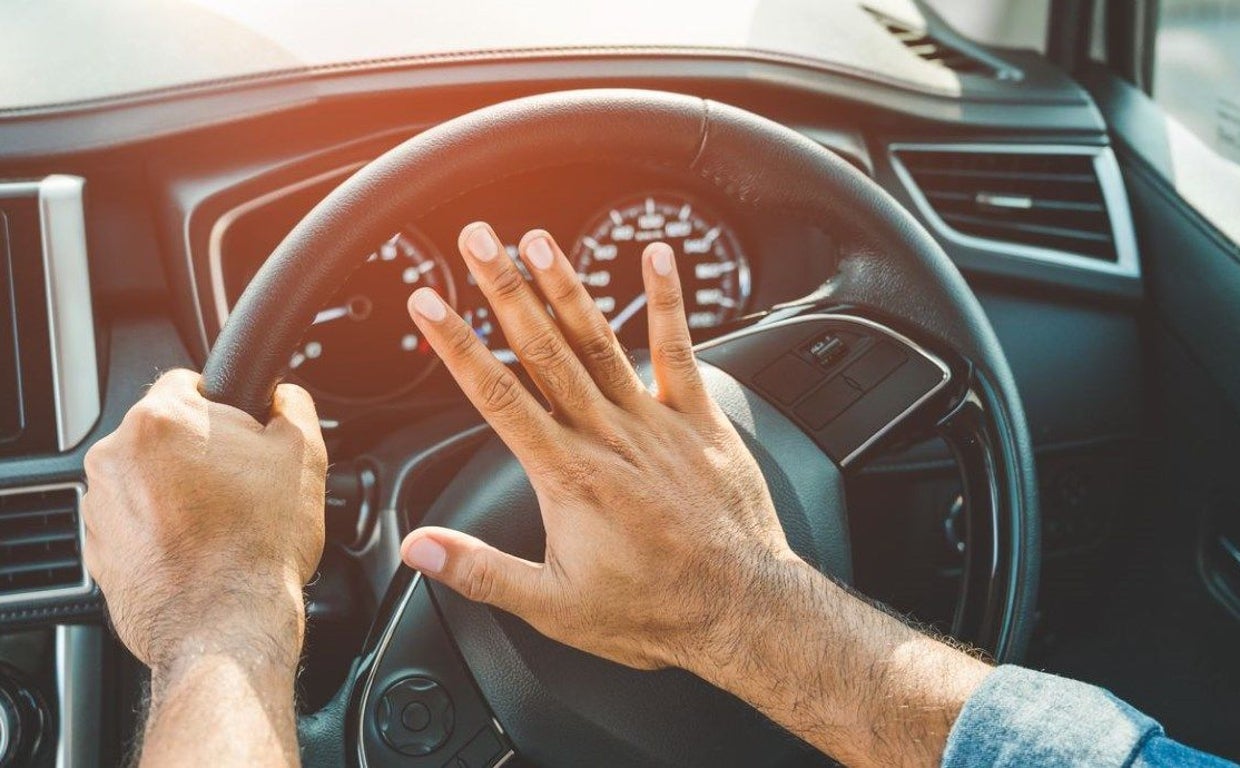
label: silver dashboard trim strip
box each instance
[888,143,1141,279]
[55,624,101,768]
[0,482,93,607]
[37,175,100,450]
[206,162,366,333]
[0,692,9,763]
[356,571,422,768]
[694,312,952,468]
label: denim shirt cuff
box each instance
[942,665,1162,768]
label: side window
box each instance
[1151,0,1240,169]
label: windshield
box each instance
[2,0,958,112]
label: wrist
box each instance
[673,548,818,682]
[147,576,306,687]
[150,619,303,696]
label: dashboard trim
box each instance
[55,624,101,768]
[207,162,366,334]
[888,143,1141,279]
[36,176,100,451]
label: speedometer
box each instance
[290,228,454,402]
[571,194,750,337]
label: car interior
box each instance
[2,0,1239,766]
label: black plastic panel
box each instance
[698,316,948,464]
[0,215,23,443]
[358,578,509,768]
[0,191,56,459]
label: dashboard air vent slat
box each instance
[863,7,998,77]
[0,486,88,599]
[893,149,1119,263]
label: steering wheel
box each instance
[200,89,1039,768]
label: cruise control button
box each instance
[842,342,906,391]
[802,332,849,368]
[754,355,823,404]
[795,376,862,430]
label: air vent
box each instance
[864,7,1000,77]
[0,484,89,601]
[893,148,1120,263]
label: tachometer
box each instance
[291,229,454,401]
[571,194,750,338]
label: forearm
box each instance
[141,650,300,768]
[687,556,991,768]
[137,586,306,768]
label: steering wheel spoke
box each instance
[349,571,514,768]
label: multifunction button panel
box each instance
[698,315,950,465]
[358,577,511,768]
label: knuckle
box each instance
[82,438,111,478]
[518,328,570,368]
[547,274,583,305]
[459,556,501,605]
[478,368,525,415]
[445,321,480,359]
[598,430,641,467]
[277,381,313,405]
[579,331,619,367]
[489,265,528,302]
[128,398,180,433]
[649,287,684,313]
[154,367,199,390]
[655,339,697,372]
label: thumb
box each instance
[401,526,545,617]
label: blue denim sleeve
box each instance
[941,665,1237,767]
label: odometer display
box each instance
[572,194,750,339]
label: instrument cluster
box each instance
[216,171,761,406]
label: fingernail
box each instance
[525,236,555,270]
[404,537,447,574]
[410,288,446,322]
[465,225,500,262]
[650,243,675,276]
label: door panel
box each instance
[1075,63,1240,758]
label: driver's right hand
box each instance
[401,222,800,671]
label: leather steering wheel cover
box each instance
[202,87,1037,655]
[199,89,1039,749]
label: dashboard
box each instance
[0,5,1156,765]
[211,163,832,413]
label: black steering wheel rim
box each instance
[200,88,1040,767]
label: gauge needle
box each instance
[312,305,349,325]
[609,293,648,332]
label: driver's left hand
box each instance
[82,370,327,674]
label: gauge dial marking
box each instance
[291,229,454,401]
[572,193,750,341]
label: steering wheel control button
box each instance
[402,702,432,731]
[803,332,849,368]
[842,342,907,391]
[753,355,823,405]
[440,726,507,767]
[795,376,863,430]
[377,676,455,756]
